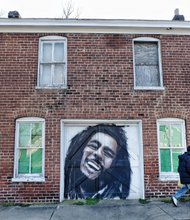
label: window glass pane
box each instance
[40,64,51,86]
[171,125,182,147]
[31,148,42,173]
[19,123,30,148]
[135,66,160,87]
[18,149,29,174]
[172,149,182,172]
[42,43,52,62]
[159,125,170,148]
[54,43,64,61]
[134,42,158,65]
[53,64,65,85]
[160,149,171,172]
[31,123,42,148]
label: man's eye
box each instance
[87,144,98,150]
[103,150,114,159]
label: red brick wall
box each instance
[1,32,190,203]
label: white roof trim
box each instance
[1,18,190,35]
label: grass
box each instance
[1,202,30,207]
[160,197,172,203]
[161,196,190,204]
[179,197,190,202]
[73,201,85,205]
[1,202,15,207]
[86,198,99,205]
[2,196,189,207]
[73,198,99,205]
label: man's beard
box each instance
[66,165,114,199]
[79,169,112,195]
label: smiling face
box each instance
[80,132,118,180]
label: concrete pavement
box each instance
[0,199,190,220]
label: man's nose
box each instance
[93,147,103,160]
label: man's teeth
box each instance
[87,161,100,171]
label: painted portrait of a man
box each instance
[64,123,131,199]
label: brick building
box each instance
[1,17,190,203]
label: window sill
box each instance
[134,86,165,91]
[12,177,45,182]
[159,173,179,181]
[36,86,67,90]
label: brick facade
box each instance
[1,24,190,203]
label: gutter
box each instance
[0,18,190,34]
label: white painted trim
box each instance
[12,177,45,182]
[40,36,67,40]
[61,119,143,125]
[134,86,165,91]
[59,119,145,201]
[133,37,159,42]
[15,117,44,122]
[60,119,65,202]
[159,173,179,181]
[1,18,190,35]
[138,120,145,199]
[157,118,185,123]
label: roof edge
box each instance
[1,18,190,34]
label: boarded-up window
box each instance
[134,40,162,88]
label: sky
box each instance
[1,0,190,21]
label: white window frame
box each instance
[157,118,186,181]
[133,37,164,90]
[37,36,67,89]
[12,117,45,182]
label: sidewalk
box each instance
[0,199,190,220]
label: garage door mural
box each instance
[64,123,131,199]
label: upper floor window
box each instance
[12,117,45,182]
[133,37,163,90]
[37,36,67,89]
[157,118,186,181]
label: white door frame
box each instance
[60,119,144,202]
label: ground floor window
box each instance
[12,117,45,182]
[157,118,186,180]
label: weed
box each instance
[160,198,172,203]
[73,201,85,205]
[138,198,150,204]
[72,198,99,205]
[85,198,99,205]
[1,202,15,207]
[180,197,190,202]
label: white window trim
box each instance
[36,36,67,89]
[157,118,186,181]
[133,37,164,91]
[12,117,45,182]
